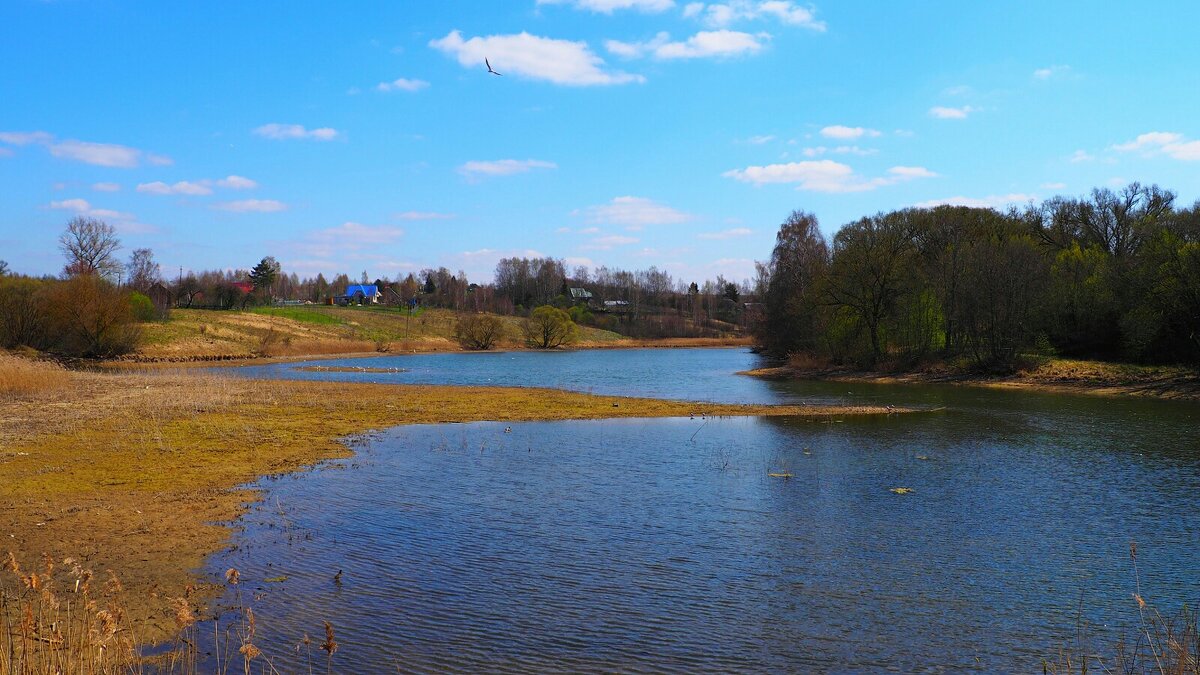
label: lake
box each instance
[205,348,1200,672]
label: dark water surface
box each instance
[206,349,1200,672]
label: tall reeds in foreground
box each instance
[1,552,339,674]
[0,353,71,400]
[1045,541,1199,675]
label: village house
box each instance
[338,283,383,305]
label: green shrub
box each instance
[129,292,156,322]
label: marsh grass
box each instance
[1,553,339,674]
[1045,542,1199,675]
[0,353,71,400]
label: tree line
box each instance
[753,182,1200,368]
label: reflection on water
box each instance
[204,361,1200,672]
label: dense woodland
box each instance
[753,182,1200,368]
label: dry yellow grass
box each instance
[0,355,905,646]
[0,352,71,399]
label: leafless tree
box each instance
[125,248,161,292]
[59,216,122,279]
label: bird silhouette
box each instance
[486,58,502,76]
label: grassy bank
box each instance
[743,356,1200,401]
[132,306,747,362]
[0,352,903,650]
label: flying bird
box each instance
[486,58,502,76]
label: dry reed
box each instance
[0,352,71,400]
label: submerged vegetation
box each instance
[754,182,1200,370]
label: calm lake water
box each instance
[206,349,1200,672]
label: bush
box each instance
[42,276,141,357]
[0,277,50,349]
[522,305,578,349]
[128,292,156,322]
[454,314,507,350]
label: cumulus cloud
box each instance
[608,30,767,59]
[686,1,826,30]
[430,30,644,86]
[376,77,430,92]
[1111,131,1200,160]
[537,0,675,12]
[723,160,938,193]
[92,182,121,192]
[698,227,752,239]
[820,125,881,139]
[253,123,341,141]
[576,196,691,229]
[136,181,213,196]
[458,158,558,178]
[212,199,288,213]
[929,105,977,119]
[913,194,1035,209]
[217,175,258,190]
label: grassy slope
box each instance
[136,306,627,361]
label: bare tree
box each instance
[0,260,9,276]
[126,248,161,292]
[60,216,122,279]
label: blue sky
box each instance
[2,1,1198,284]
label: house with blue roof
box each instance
[338,284,383,305]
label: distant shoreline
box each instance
[741,359,1200,401]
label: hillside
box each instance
[134,306,631,361]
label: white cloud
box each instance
[610,30,767,59]
[747,134,775,144]
[914,194,1035,209]
[1069,149,1095,163]
[49,198,152,233]
[1111,131,1200,160]
[308,221,405,245]
[929,105,977,119]
[723,160,938,193]
[802,145,877,157]
[430,30,644,86]
[537,0,675,12]
[376,77,430,93]
[0,131,167,167]
[577,196,691,229]
[1033,65,1070,80]
[582,234,641,250]
[50,140,143,168]
[394,210,455,221]
[212,199,288,213]
[690,1,826,30]
[253,123,341,141]
[0,131,53,146]
[92,182,121,192]
[820,125,881,140]
[146,153,174,166]
[565,256,594,267]
[1040,182,1067,190]
[136,180,213,196]
[217,175,258,190]
[459,158,558,177]
[698,227,752,239]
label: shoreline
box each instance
[741,361,1200,401]
[1,359,904,649]
[101,335,755,370]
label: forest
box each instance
[753,182,1200,369]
